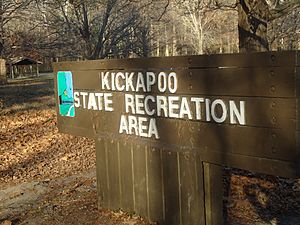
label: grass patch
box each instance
[0,74,55,115]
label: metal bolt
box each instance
[271,102,276,108]
[270,86,276,93]
[270,70,275,77]
[188,58,192,64]
[272,133,277,139]
[272,116,277,124]
[189,84,193,90]
[271,55,276,62]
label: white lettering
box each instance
[211,99,227,123]
[168,96,179,118]
[168,72,178,93]
[148,118,159,139]
[125,94,135,114]
[135,94,145,115]
[191,97,204,120]
[87,93,98,110]
[128,115,138,135]
[136,72,147,92]
[111,72,116,90]
[115,72,125,91]
[125,72,135,92]
[104,93,113,111]
[119,115,129,134]
[205,99,211,121]
[138,117,148,137]
[145,95,155,116]
[95,93,103,110]
[80,92,88,109]
[101,72,110,90]
[146,72,156,92]
[156,96,168,117]
[230,101,246,125]
[158,72,167,92]
[74,91,80,107]
[179,97,192,119]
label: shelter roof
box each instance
[7,57,42,66]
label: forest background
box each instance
[0,0,299,67]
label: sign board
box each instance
[54,51,300,225]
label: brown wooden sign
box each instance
[54,51,300,225]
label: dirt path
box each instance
[0,170,152,225]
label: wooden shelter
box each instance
[7,57,42,79]
[0,59,6,84]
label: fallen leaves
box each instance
[0,80,95,187]
[224,168,300,225]
[0,220,12,225]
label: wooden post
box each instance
[10,64,14,79]
[0,58,6,84]
[203,163,223,225]
[14,66,18,77]
[36,63,39,77]
[30,65,33,76]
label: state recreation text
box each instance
[72,71,246,139]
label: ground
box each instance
[0,75,300,225]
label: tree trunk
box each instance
[238,0,270,52]
[0,34,4,57]
[0,0,4,57]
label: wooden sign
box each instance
[54,51,300,225]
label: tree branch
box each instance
[269,0,300,20]
[157,0,170,21]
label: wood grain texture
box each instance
[132,144,148,217]
[296,67,300,131]
[203,163,223,225]
[147,147,164,224]
[179,152,205,225]
[107,140,121,210]
[95,138,109,208]
[119,141,134,212]
[162,151,181,225]
[53,51,298,71]
[69,67,296,98]
[57,51,300,225]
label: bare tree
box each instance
[37,0,151,59]
[0,0,32,57]
[175,0,238,54]
[149,0,238,56]
[237,0,300,52]
[268,7,300,50]
[177,0,215,54]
